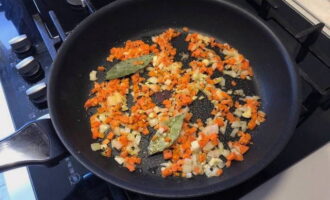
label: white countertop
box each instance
[242,143,330,200]
[284,0,330,37]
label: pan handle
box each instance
[0,119,68,172]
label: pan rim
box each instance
[48,0,301,198]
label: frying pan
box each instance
[0,0,300,198]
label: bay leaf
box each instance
[148,114,185,155]
[106,54,154,80]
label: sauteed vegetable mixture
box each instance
[85,28,266,178]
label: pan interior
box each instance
[49,0,299,197]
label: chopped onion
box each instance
[99,124,110,134]
[147,77,158,84]
[222,149,230,157]
[114,156,124,165]
[182,159,193,173]
[89,70,97,81]
[220,121,228,134]
[111,139,122,150]
[149,118,159,127]
[230,128,239,137]
[203,124,219,135]
[203,142,215,152]
[223,70,238,78]
[207,149,221,158]
[209,158,221,167]
[234,89,245,96]
[91,143,101,151]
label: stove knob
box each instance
[26,82,47,106]
[8,34,32,54]
[16,56,42,78]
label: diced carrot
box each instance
[119,115,129,123]
[185,112,193,121]
[216,62,224,71]
[163,150,173,160]
[248,120,256,130]
[193,166,201,174]
[181,141,190,150]
[232,141,250,154]
[120,151,128,158]
[102,139,110,145]
[180,150,189,159]
[91,128,99,139]
[196,119,204,127]
[206,77,214,84]
[216,169,223,176]
[214,117,224,126]
[240,74,247,79]
[183,27,189,32]
[125,156,141,165]
[239,145,249,154]
[148,71,157,77]
[142,128,149,135]
[107,132,115,140]
[84,98,98,108]
[133,157,142,164]
[198,133,209,148]
[198,153,206,163]
[103,148,112,157]
[224,57,236,65]
[209,133,219,145]
[125,163,136,172]
[227,153,236,161]
[234,153,244,161]
[171,163,182,172]
[171,149,180,162]
[187,127,197,136]
[241,60,250,70]
[227,151,244,161]
[238,132,251,145]
[118,135,129,146]
[226,112,236,123]
[161,168,173,177]
[97,66,106,71]
[225,160,231,167]
[162,99,171,108]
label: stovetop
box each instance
[0,0,329,200]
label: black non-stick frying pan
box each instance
[0,0,300,198]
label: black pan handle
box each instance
[0,119,68,172]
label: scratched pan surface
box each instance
[49,0,300,198]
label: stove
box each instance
[0,0,329,200]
